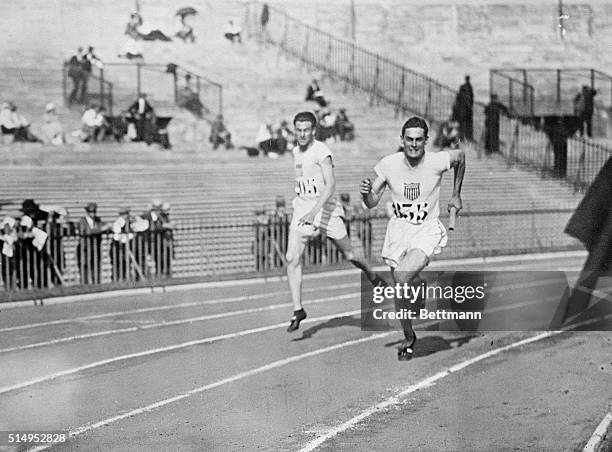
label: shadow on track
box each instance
[291,315,360,341]
[384,334,477,358]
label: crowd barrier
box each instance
[0,209,580,301]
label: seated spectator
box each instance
[275,120,295,154]
[41,103,65,145]
[209,114,233,150]
[433,119,460,150]
[316,108,336,143]
[118,36,144,60]
[125,12,143,39]
[105,111,130,142]
[127,93,156,144]
[335,108,354,141]
[224,20,242,43]
[175,16,195,42]
[0,102,40,143]
[255,122,274,155]
[305,79,327,107]
[81,105,108,142]
[177,74,205,118]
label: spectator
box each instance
[335,108,355,141]
[0,102,40,143]
[260,3,271,44]
[41,103,65,145]
[78,46,101,106]
[177,74,205,117]
[77,202,109,285]
[81,104,108,142]
[144,199,173,277]
[119,36,144,60]
[454,75,474,141]
[574,85,597,138]
[127,93,155,144]
[255,122,274,155]
[275,120,295,154]
[209,114,233,150]
[111,207,149,281]
[67,47,86,105]
[434,119,460,150]
[484,93,509,155]
[125,12,143,40]
[316,108,336,143]
[0,216,18,290]
[175,16,195,43]
[224,20,242,44]
[305,79,327,107]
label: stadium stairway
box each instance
[0,0,585,226]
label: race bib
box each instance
[295,177,319,196]
[392,202,429,224]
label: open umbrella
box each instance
[176,6,197,17]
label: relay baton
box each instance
[448,206,457,231]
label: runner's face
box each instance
[295,120,315,148]
[401,127,427,160]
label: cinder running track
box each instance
[0,252,610,452]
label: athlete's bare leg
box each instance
[332,234,378,284]
[392,248,429,359]
[286,228,307,312]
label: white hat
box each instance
[45,102,56,112]
[1,216,15,228]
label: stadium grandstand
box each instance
[0,1,610,451]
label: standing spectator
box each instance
[177,74,205,117]
[255,122,274,155]
[305,79,327,107]
[111,207,135,282]
[143,200,173,278]
[41,103,64,145]
[574,85,597,138]
[260,3,270,43]
[224,20,242,43]
[128,93,155,144]
[0,216,18,290]
[77,202,108,285]
[454,75,474,141]
[67,47,85,105]
[484,94,508,155]
[80,46,103,104]
[209,114,233,149]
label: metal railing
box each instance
[244,2,612,192]
[0,209,580,301]
[62,62,114,114]
[490,70,535,117]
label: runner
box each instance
[360,116,465,359]
[286,111,379,332]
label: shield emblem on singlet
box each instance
[403,182,420,201]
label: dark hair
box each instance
[401,116,429,137]
[293,111,317,128]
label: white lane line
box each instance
[30,331,396,452]
[0,309,363,396]
[0,282,356,333]
[583,411,612,452]
[0,293,359,355]
[298,314,612,452]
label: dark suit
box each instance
[128,98,155,144]
[77,215,105,285]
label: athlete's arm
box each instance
[360,176,386,208]
[447,148,465,213]
[299,156,335,225]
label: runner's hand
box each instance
[360,178,372,196]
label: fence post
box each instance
[509,78,514,112]
[395,69,405,119]
[219,85,223,117]
[556,69,561,104]
[369,55,380,106]
[325,36,332,75]
[109,84,114,116]
[137,63,141,97]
